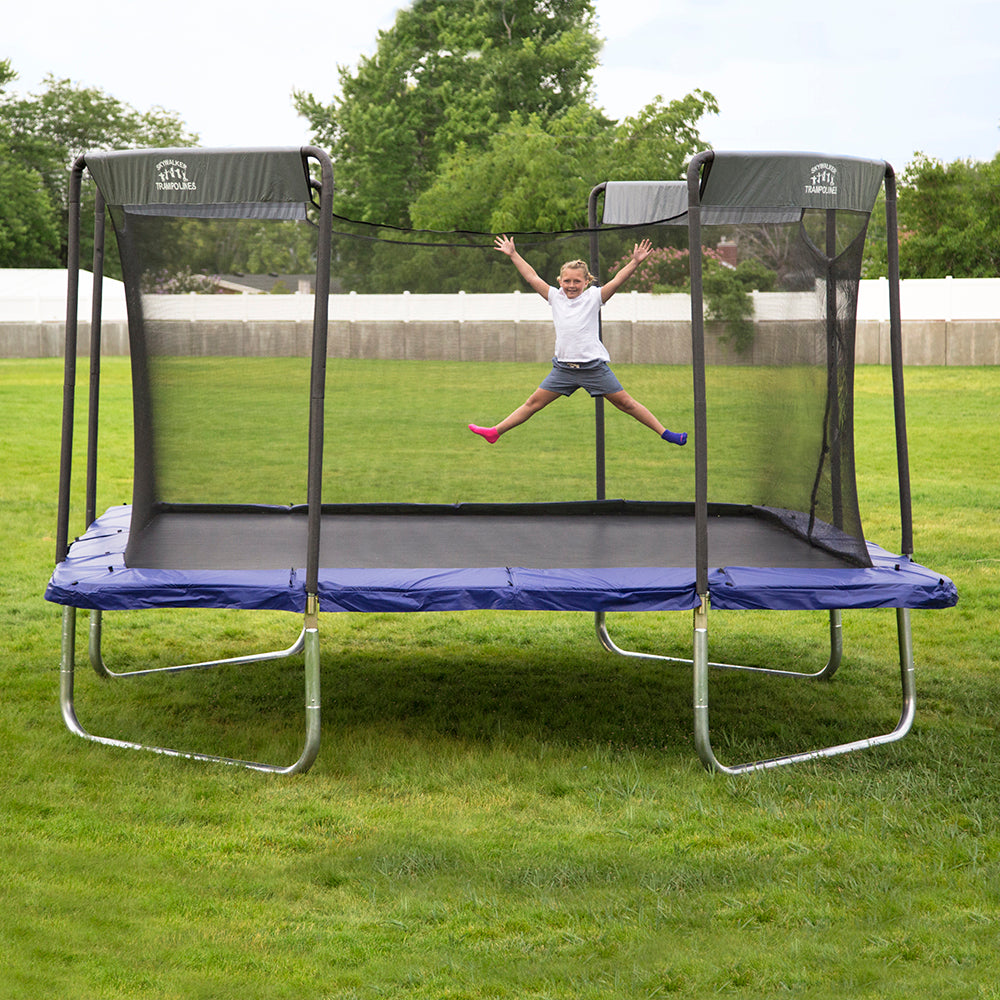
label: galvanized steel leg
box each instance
[595,608,843,679]
[58,604,321,774]
[88,609,306,678]
[693,605,915,775]
[595,606,911,774]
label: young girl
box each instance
[469,235,687,445]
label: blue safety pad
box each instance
[45,506,957,614]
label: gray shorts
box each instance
[539,359,623,397]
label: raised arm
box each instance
[494,235,552,300]
[600,238,653,303]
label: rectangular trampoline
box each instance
[46,146,957,775]
[49,501,954,615]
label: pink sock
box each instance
[469,424,500,444]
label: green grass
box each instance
[1,356,999,999]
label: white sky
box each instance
[5,0,999,172]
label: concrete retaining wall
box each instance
[6,316,1000,365]
[5,278,1000,363]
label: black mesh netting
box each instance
[104,164,875,569]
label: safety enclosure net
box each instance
[612,151,888,568]
[86,147,884,571]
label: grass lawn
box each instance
[0,356,998,999]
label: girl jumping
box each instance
[469,235,687,446]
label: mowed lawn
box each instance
[0,356,997,1000]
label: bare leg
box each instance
[604,390,665,434]
[605,390,687,444]
[471,387,561,442]
[496,388,561,434]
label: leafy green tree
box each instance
[411,104,610,235]
[863,151,1000,278]
[412,90,718,235]
[0,147,61,266]
[0,71,198,271]
[403,92,717,292]
[897,152,1000,277]
[294,0,602,227]
[0,73,197,212]
[0,62,60,266]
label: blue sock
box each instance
[661,429,687,446]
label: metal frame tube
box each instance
[588,183,608,500]
[53,148,334,775]
[692,607,915,775]
[60,607,320,774]
[88,609,306,678]
[596,609,842,680]
[884,165,914,556]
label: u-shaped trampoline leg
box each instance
[60,606,84,740]
[595,608,843,679]
[88,609,307,679]
[694,605,917,775]
[691,599,715,769]
[58,604,321,774]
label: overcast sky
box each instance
[5,0,999,172]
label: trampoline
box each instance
[46,146,957,775]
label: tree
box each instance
[400,92,717,291]
[0,58,15,91]
[896,152,1000,277]
[413,91,717,233]
[410,104,611,235]
[294,0,602,226]
[0,74,197,210]
[0,71,198,270]
[0,147,60,266]
[0,61,60,266]
[863,152,1000,278]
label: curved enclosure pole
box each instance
[884,165,914,556]
[596,609,843,679]
[694,608,915,775]
[61,607,321,775]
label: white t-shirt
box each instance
[547,285,610,363]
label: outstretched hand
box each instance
[631,238,653,264]
[600,237,656,302]
[494,234,516,257]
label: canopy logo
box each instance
[805,162,838,195]
[154,158,197,192]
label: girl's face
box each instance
[558,266,588,299]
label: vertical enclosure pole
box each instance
[56,158,87,564]
[686,152,712,597]
[825,209,843,528]
[85,191,106,528]
[302,147,334,598]
[588,183,607,500]
[884,165,914,556]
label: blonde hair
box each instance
[559,259,596,285]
